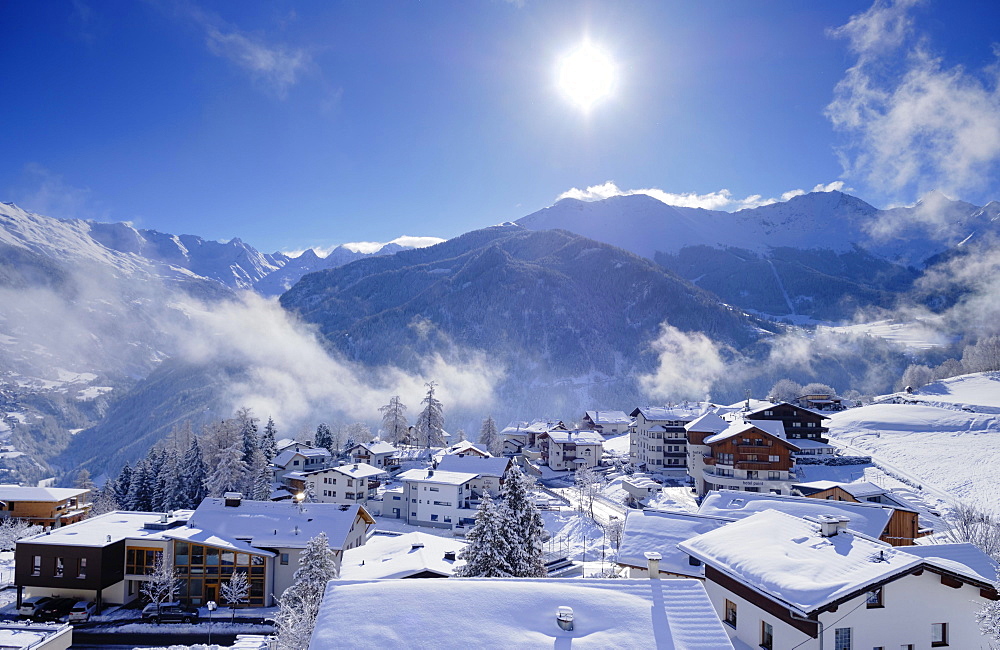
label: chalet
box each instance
[536,430,603,471]
[796,392,844,411]
[271,447,333,482]
[679,509,998,650]
[339,532,467,579]
[741,401,830,442]
[690,421,800,496]
[629,406,704,475]
[395,468,478,530]
[434,455,511,498]
[346,440,398,470]
[309,578,735,649]
[685,412,730,495]
[14,496,373,610]
[793,480,934,545]
[0,486,92,528]
[275,438,314,453]
[617,509,732,579]
[581,410,630,436]
[500,419,566,457]
[285,463,385,506]
[621,474,663,508]
[432,440,491,463]
[698,489,928,546]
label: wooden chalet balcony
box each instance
[736,443,772,450]
[735,461,779,470]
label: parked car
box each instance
[68,600,97,623]
[141,602,199,623]
[34,597,75,621]
[17,596,53,618]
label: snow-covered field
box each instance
[827,372,1000,516]
[823,317,955,350]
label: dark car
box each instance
[34,597,75,621]
[141,602,200,623]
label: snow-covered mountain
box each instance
[516,190,1000,320]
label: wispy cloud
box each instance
[826,0,1000,199]
[175,3,311,98]
[556,180,846,212]
[638,323,725,401]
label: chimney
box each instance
[556,606,574,631]
[411,542,425,551]
[224,492,243,507]
[806,514,849,537]
[160,514,168,523]
[644,551,662,578]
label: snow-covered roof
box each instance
[839,481,888,499]
[746,401,831,419]
[310,578,735,649]
[630,406,705,422]
[273,448,330,468]
[684,412,728,434]
[698,490,894,539]
[326,463,385,479]
[0,485,89,502]
[339,532,467,580]
[163,526,275,557]
[0,623,71,649]
[397,468,478,486]
[621,475,661,490]
[679,509,921,614]
[618,510,733,578]
[703,421,794,447]
[901,542,999,585]
[723,399,774,412]
[19,510,191,547]
[523,419,566,434]
[440,440,490,456]
[789,438,835,450]
[542,430,604,445]
[353,440,397,455]
[185,498,373,550]
[436,455,511,478]
[584,410,630,425]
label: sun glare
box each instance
[558,41,615,112]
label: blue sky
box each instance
[2,0,999,253]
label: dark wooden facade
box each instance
[15,539,125,609]
[804,486,925,546]
[705,427,797,473]
[747,402,829,441]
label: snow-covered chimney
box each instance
[224,492,243,507]
[644,551,662,578]
[806,514,849,537]
[556,606,574,631]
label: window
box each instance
[760,621,773,650]
[688,556,702,567]
[724,599,737,627]
[77,557,87,578]
[746,470,759,479]
[31,555,40,576]
[55,557,64,577]
[807,422,816,427]
[866,586,884,608]
[431,514,439,521]
[768,455,780,462]
[126,548,163,575]
[931,623,948,647]
[834,628,852,650]
[280,553,289,566]
[764,410,774,416]
[768,471,780,479]
[429,487,439,492]
[718,453,734,465]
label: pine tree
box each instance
[90,484,119,517]
[74,469,95,491]
[274,532,338,650]
[112,463,132,507]
[127,458,152,511]
[379,396,409,446]
[205,440,250,498]
[454,495,514,577]
[155,448,183,512]
[479,416,501,455]
[181,437,207,508]
[247,447,272,501]
[236,407,260,466]
[315,423,333,453]
[260,417,279,462]
[501,466,547,577]
[416,381,445,448]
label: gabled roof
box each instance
[747,400,830,420]
[185,498,373,550]
[540,430,604,445]
[339,532,467,579]
[397,468,478,486]
[523,419,566,433]
[679,509,921,615]
[310,578,735,649]
[436,454,511,478]
[684,412,728,434]
[901,543,999,586]
[698,489,893,539]
[273,448,331,468]
[629,406,705,421]
[352,440,397,455]
[703,421,796,448]
[584,410,630,425]
[437,440,491,458]
[327,463,385,479]
[0,486,89,502]
[618,509,733,578]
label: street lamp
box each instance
[207,600,217,645]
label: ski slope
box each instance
[827,372,1000,515]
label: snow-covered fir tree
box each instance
[236,407,259,466]
[74,469,94,491]
[205,440,250,498]
[478,416,501,455]
[247,447,272,501]
[315,423,334,453]
[181,437,207,508]
[416,381,445,448]
[454,495,514,577]
[126,457,153,511]
[501,466,547,577]
[379,396,408,446]
[274,532,338,650]
[112,463,132,507]
[260,417,279,462]
[154,448,183,511]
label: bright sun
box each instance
[558,41,615,112]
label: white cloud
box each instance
[826,0,1000,198]
[341,236,445,254]
[556,180,846,212]
[637,323,725,401]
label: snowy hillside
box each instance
[827,372,1000,515]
